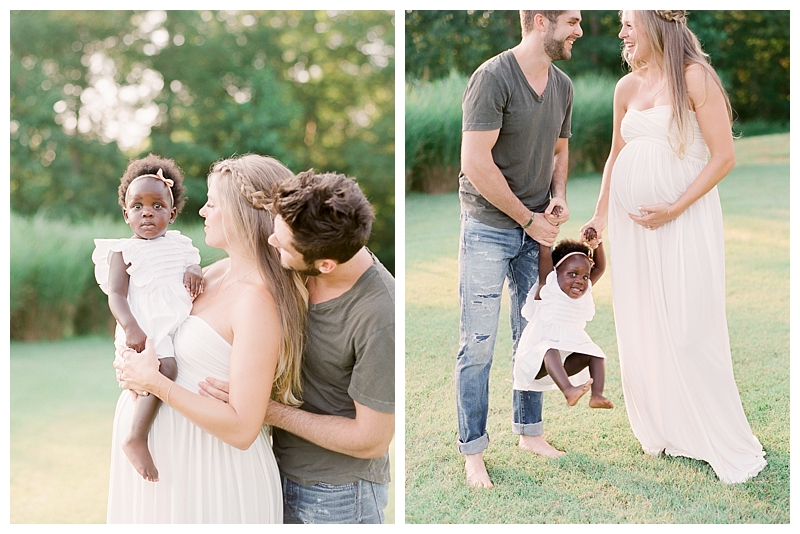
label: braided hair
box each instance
[208,154,308,407]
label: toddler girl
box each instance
[92,154,204,481]
[512,228,613,409]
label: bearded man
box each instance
[455,10,582,488]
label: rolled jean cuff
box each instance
[457,432,489,455]
[513,421,543,437]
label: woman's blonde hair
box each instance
[623,10,733,158]
[209,154,308,406]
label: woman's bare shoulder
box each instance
[232,279,279,322]
[202,257,230,278]
[614,72,639,97]
[684,63,720,109]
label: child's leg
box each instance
[541,349,592,407]
[122,356,178,481]
[586,356,613,409]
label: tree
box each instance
[11,10,396,271]
[404,10,789,126]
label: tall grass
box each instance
[569,74,616,174]
[404,72,617,194]
[405,72,467,193]
[10,213,224,341]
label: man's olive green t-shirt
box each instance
[459,50,573,228]
[272,258,395,486]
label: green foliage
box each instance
[11,213,112,340]
[404,72,617,193]
[10,10,395,272]
[687,11,790,123]
[405,135,789,523]
[405,10,519,82]
[405,10,790,126]
[405,73,466,192]
[569,74,616,174]
[9,213,221,341]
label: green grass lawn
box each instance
[10,338,396,524]
[404,133,789,523]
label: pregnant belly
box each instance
[611,141,702,214]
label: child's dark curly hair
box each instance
[118,153,186,212]
[551,238,592,268]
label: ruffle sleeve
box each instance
[165,230,201,267]
[92,238,130,295]
[521,281,540,322]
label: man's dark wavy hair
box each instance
[270,169,374,264]
[520,10,567,36]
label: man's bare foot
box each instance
[589,394,614,409]
[518,435,565,458]
[465,453,493,488]
[122,437,159,482]
[563,378,593,406]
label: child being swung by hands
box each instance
[93,154,204,482]
[513,224,613,409]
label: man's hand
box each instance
[544,198,569,227]
[524,213,560,247]
[198,376,230,403]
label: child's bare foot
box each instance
[518,435,565,458]
[465,453,493,488]
[122,437,159,482]
[563,378,593,406]
[589,394,614,409]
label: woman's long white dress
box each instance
[106,316,283,523]
[608,105,766,483]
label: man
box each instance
[201,170,395,523]
[456,10,582,488]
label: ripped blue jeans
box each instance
[456,212,544,455]
[282,476,388,524]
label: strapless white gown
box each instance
[107,316,282,522]
[608,105,765,483]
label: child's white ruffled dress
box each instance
[92,230,200,359]
[513,269,606,391]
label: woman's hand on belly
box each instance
[629,202,676,230]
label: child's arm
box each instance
[183,264,205,299]
[583,227,606,285]
[590,241,606,284]
[535,244,553,300]
[107,251,147,353]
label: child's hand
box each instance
[544,203,566,227]
[582,227,601,249]
[184,265,205,299]
[124,324,147,353]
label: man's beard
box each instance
[296,265,321,276]
[543,28,570,61]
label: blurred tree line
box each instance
[11,10,395,272]
[406,10,789,126]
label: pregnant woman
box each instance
[109,154,307,522]
[581,10,765,483]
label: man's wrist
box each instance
[521,212,535,229]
